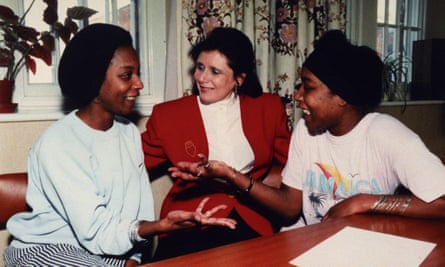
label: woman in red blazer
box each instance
[141,27,290,260]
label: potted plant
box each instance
[382,54,411,102]
[0,0,96,112]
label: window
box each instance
[26,0,134,84]
[11,0,165,115]
[376,0,425,82]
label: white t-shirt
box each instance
[282,112,445,229]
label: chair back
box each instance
[0,173,27,229]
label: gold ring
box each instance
[204,162,210,169]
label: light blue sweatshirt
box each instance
[7,111,154,260]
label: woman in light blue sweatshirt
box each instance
[3,23,235,267]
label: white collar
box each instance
[198,93,237,110]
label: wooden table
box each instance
[143,214,445,267]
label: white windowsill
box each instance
[380,100,445,106]
[0,110,64,122]
[0,102,156,123]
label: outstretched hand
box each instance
[168,154,229,181]
[160,197,237,232]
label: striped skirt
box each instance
[3,243,127,267]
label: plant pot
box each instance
[0,80,17,113]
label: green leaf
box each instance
[66,7,97,20]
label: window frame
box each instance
[5,0,166,119]
[346,0,437,103]
[376,0,425,79]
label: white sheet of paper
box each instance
[289,226,436,267]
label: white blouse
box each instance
[198,93,254,173]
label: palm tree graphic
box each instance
[309,192,327,219]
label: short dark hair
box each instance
[58,23,134,111]
[189,27,263,97]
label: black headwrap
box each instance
[58,23,133,109]
[303,30,383,110]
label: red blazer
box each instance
[141,93,290,235]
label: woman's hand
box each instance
[159,197,237,231]
[168,154,231,181]
[124,259,139,267]
[322,194,373,222]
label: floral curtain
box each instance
[172,0,346,128]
